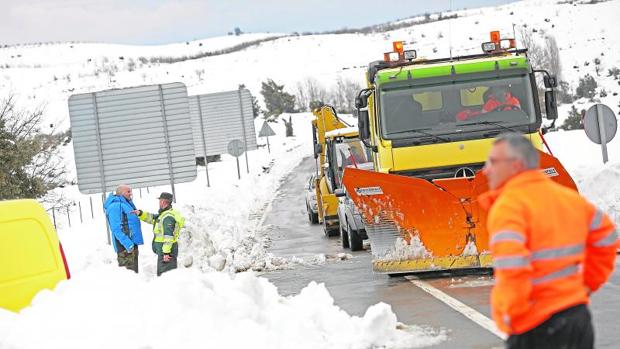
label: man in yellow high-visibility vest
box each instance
[133,192,185,276]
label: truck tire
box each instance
[348,221,363,251]
[307,205,318,224]
[340,221,350,249]
[323,219,338,237]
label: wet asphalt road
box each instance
[261,157,620,349]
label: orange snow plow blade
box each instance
[342,151,577,274]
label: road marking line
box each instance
[405,276,507,340]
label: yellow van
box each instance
[0,199,70,312]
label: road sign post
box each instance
[584,104,617,164]
[196,95,211,187]
[237,89,250,174]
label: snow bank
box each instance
[0,268,446,349]
[54,113,331,275]
[545,129,620,223]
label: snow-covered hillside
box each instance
[1,0,618,130]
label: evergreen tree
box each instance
[575,74,597,101]
[560,105,584,131]
[251,95,261,119]
[260,79,296,118]
[0,95,65,200]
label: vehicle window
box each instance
[379,74,536,139]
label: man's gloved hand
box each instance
[163,254,172,263]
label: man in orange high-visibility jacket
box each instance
[480,133,617,349]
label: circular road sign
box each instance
[584,104,617,144]
[227,139,246,157]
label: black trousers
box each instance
[506,304,593,349]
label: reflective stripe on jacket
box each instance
[479,170,617,335]
[139,207,185,254]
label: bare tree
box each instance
[518,27,564,109]
[518,27,561,79]
[295,82,309,112]
[333,78,363,114]
[296,77,327,111]
[544,35,562,80]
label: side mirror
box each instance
[358,110,370,140]
[355,89,371,109]
[545,90,558,120]
[313,143,322,159]
[355,96,366,109]
[543,75,558,89]
[334,188,346,197]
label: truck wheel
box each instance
[348,221,363,251]
[323,219,338,237]
[340,221,350,249]
[307,205,318,224]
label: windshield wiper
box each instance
[459,120,521,134]
[388,128,450,142]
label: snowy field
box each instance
[1,0,620,348]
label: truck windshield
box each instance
[378,74,537,140]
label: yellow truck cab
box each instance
[343,33,577,274]
[0,199,71,312]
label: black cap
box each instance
[158,192,173,201]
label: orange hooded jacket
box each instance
[479,170,617,335]
[456,93,521,121]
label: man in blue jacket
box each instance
[103,185,144,273]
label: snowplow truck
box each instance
[342,32,577,274]
[310,105,358,236]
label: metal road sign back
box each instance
[227,139,246,157]
[68,82,197,194]
[584,104,617,144]
[189,89,257,157]
[584,103,617,164]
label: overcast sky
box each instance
[0,0,517,46]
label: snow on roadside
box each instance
[54,113,332,276]
[1,110,449,349]
[545,129,620,223]
[0,267,447,349]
